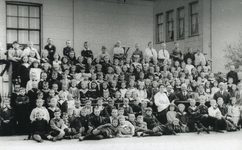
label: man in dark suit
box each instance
[166,85,178,103]
[175,84,190,109]
[213,82,231,104]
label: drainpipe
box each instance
[210,0,212,70]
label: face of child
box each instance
[20,89,25,95]
[109,101,114,106]
[200,98,205,105]
[210,101,216,107]
[23,56,28,63]
[94,109,100,116]
[36,112,44,120]
[75,101,80,108]
[49,91,55,97]
[169,105,175,111]
[128,115,135,122]
[119,118,125,125]
[53,84,58,92]
[3,100,10,107]
[231,99,236,105]
[85,102,91,108]
[81,110,87,117]
[54,112,61,119]
[178,106,185,112]
[112,119,119,127]
[123,100,129,105]
[49,100,56,107]
[111,110,118,117]
[145,110,152,116]
[37,93,43,99]
[97,100,103,106]
[190,100,196,107]
[118,109,124,115]
[217,99,223,106]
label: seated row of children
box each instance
[1,89,241,142]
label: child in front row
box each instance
[79,118,120,141]
[47,108,65,142]
[0,98,15,136]
[30,110,49,143]
[30,98,50,123]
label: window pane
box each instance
[18,30,28,43]
[30,18,39,29]
[30,7,39,18]
[19,17,29,28]
[30,31,39,44]
[192,3,198,14]
[7,17,17,28]
[33,44,40,53]
[18,6,28,17]
[179,9,184,18]
[7,30,17,43]
[158,15,163,24]
[7,5,17,16]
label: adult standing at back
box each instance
[144,41,157,62]
[194,49,206,67]
[44,38,56,62]
[170,42,183,62]
[131,43,143,63]
[81,41,93,64]
[21,41,40,59]
[154,84,170,124]
[158,43,169,63]
[113,41,124,61]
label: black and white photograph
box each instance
[0,0,242,149]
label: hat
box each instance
[12,41,19,45]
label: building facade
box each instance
[0,0,242,95]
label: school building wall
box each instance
[153,0,207,56]
[211,0,242,73]
[0,0,154,96]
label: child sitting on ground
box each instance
[79,118,120,141]
[47,108,66,142]
[0,98,15,136]
[117,115,135,138]
[30,110,49,143]
[166,103,180,133]
[176,104,189,133]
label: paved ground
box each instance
[0,131,242,150]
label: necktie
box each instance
[163,49,166,58]
[14,50,18,57]
[150,48,153,55]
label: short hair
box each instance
[85,100,92,104]
[137,115,143,119]
[118,107,124,111]
[19,87,26,91]
[118,115,125,120]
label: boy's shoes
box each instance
[52,137,57,142]
[79,137,84,141]
[38,139,43,143]
[205,129,210,134]
[47,135,53,140]
[153,132,162,136]
[197,128,203,134]
[237,126,241,131]
[137,132,142,137]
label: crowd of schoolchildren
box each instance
[0,39,242,143]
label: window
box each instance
[190,2,199,35]
[156,13,164,43]
[6,2,42,52]
[166,10,174,41]
[177,7,185,39]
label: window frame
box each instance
[177,6,185,40]
[6,1,42,52]
[166,10,174,42]
[156,13,164,44]
[189,1,199,36]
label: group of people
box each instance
[0,38,242,143]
